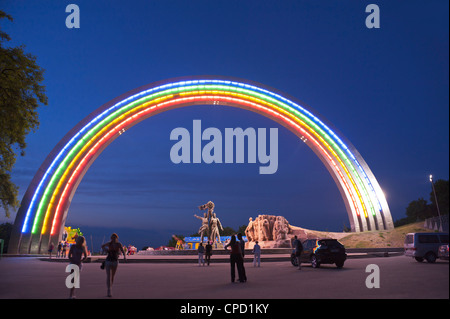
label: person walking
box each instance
[237,233,247,282]
[48,242,54,259]
[252,241,261,267]
[198,242,205,266]
[293,236,303,270]
[205,241,212,266]
[67,236,88,299]
[225,235,245,283]
[61,241,67,258]
[101,233,126,297]
[57,241,62,258]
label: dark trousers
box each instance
[230,254,244,282]
[205,254,211,265]
[239,254,247,282]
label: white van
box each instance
[404,232,449,263]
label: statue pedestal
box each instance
[246,239,292,249]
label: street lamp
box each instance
[429,175,443,231]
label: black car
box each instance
[291,238,347,268]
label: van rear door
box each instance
[404,233,415,257]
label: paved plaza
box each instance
[0,255,448,300]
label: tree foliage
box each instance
[405,198,433,221]
[0,11,48,217]
[0,222,13,253]
[394,179,449,227]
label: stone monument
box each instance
[209,213,224,243]
[193,212,209,243]
[196,201,224,245]
[245,214,303,248]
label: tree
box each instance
[394,179,449,227]
[394,198,432,227]
[0,222,13,253]
[342,223,351,233]
[405,198,433,221]
[0,11,48,217]
[237,224,247,235]
[221,226,237,236]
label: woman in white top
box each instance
[68,236,88,299]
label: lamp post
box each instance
[429,175,443,231]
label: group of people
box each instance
[224,232,263,283]
[47,241,74,259]
[64,231,303,298]
[196,233,262,275]
[66,233,126,299]
[224,233,247,283]
[197,241,213,266]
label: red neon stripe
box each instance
[50,95,360,235]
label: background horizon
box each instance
[1,1,448,250]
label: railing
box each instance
[423,215,449,232]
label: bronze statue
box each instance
[209,212,224,243]
[194,212,209,243]
[196,201,223,244]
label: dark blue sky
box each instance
[1,1,448,249]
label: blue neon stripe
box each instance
[22,79,382,233]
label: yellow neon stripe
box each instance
[42,89,370,234]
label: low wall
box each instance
[138,247,403,256]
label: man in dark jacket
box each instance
[205,241,212,266]
[293,235,303,270]
[237,233,247,282]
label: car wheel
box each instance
[335,261,344,268]
[291,254,298,267]
[425,252,437,263]
[415,257,424,262]
[311,255,320,268]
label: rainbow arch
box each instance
[9,76,393,254]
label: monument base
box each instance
[246,239,292,249]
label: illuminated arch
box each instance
[9,76,393,254]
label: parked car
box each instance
[438,244,449,260]
[291,238,347,268]
[404,232,449,263]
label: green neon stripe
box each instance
[33,84,375,233]
[32,84,376,234]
